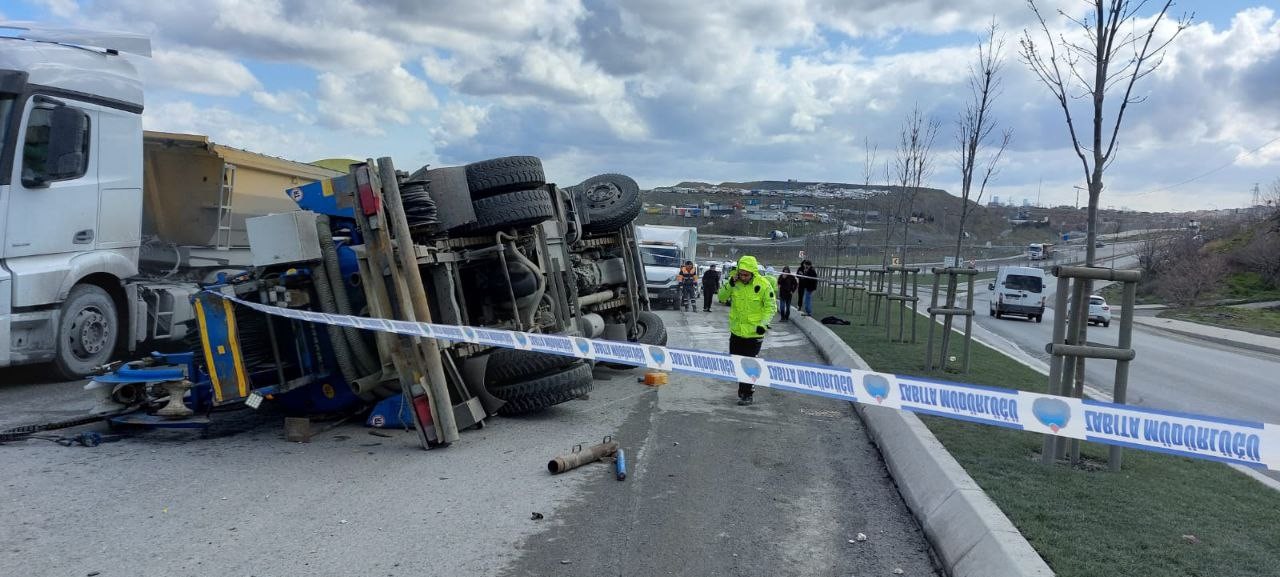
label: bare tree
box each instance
[1158,253,1225,307]
[1021,1,1192,450]
[892,104,940,265]
[954,21,1013,263]
[1020,0,1193,265]
[854,137,878,266]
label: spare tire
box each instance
[469,188,555,234]
[466,156,545,199]
[485,347,577,386]
[490,361,594,416]
[575,174,643,234]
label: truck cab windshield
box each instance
[640,246,682,267]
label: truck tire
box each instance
[469,188,555,233]
[485,347,577,386]
[574,174,643,234]
[54,284,119,379]
[601,310,668,369]
[465,156,545,199]
[490,361,593,416]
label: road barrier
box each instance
[209,291,1280,472]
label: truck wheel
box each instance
[574,174,643,234]
[634,310,667,346]
[490,361,594,416]
[600,311,668,369]
[1035,314,1043,323]
[485,348,577,386]
[1103,320,1110,328]
[469,188,555,233]
[54,284,118,379]
[995,310,1002,319]
[465,156,545,199]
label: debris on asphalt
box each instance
[856,532,868,542]
[560,560,572,565]
[673,441,679,446]
[368,430,393,438]
[87,572,100,576]
[893,568,904,575]
[339,519,348,525]
[1182,534,1200,545]
[531,512,544,520]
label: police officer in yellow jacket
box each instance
[717,255,777,405]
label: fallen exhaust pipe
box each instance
[548,437,619,474]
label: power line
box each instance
[1125,134,1280,197]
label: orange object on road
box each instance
[643,372,669,386]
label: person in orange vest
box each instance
[677,260,698,311]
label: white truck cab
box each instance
[0,26,149,376]
[0,25,335,378]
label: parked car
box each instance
[1095,240,1106,248]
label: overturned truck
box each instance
[89,156,664,438]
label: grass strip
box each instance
[1160,306,1280,338]
[814,300,1280,577]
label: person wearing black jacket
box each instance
[701,264,721,312]
[796,260,818,316]
[777,266,799,321]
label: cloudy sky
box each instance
[4,0,1278,211]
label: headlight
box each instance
[667,276,677,283]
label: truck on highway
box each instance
[636,225,697,309]
[1028,242,1054,260]
[0,26,338,377]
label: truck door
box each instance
[4,96,99,259]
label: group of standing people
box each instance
[775,260,817,321]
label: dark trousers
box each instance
[779,293,793,319]
[702,287,717,311]
[729,334,764,397]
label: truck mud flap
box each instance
[193,292,250,404]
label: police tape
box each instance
[210,291,1280,472]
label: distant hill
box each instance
[672,179,948,197]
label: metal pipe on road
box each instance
[547,439,619,474]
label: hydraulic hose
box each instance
[316,215,381,376]
[310,219,361,387]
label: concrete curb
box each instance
[1132,317,1280,357]
[793,316,1054,577]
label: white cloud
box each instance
[252,89,314,124]
[315,66,437,135]
[142,100,325,161]
[35,0,79,18]
[26,0,1274,211]
[431,102,490,148]
[145,48,261,96]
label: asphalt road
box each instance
[0,311,937,577]
[502,312,937,577]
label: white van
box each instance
[988,266,1047,322]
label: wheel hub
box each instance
[584,183,620,206]
[72,308,110,358]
